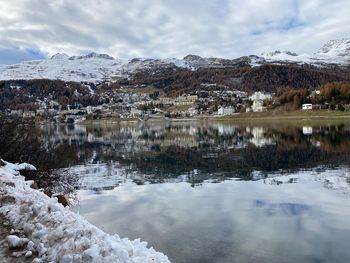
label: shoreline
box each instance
[0,162,170,263]
[78,110,350,125]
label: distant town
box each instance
[2,79,350,123]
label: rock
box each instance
[30,182,39,189]
[11,251,25,257]
[43,189,53,197]
[7,235,29,249]
[56,195,69,207]
[25,251,33,257]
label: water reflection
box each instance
[36,121,350,263]
[37,121,350,189]
[74,172,350,263]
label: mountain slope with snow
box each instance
[313,38,350,64]
[261,37,350,66]
[0,38,349,83]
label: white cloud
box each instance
[0,0,349,62]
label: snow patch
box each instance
[1,159,36,175]
[0,163,170,263]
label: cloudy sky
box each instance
[0,0,349,63]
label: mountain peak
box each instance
[74,52,115,60]
[183,54,203,61]
[315,37,350,57]
[261,50,298,57]
[50,53,69,60]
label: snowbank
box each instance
[0,163,170,263]
[1,159,36,175]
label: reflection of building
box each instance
[302,126,313,135]
[217,125,236,135]
[247,127,274,147]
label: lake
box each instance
[38,120,350,263]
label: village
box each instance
[2,82,346,123]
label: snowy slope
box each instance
[313,38,350,64]
[0,38,349,83]
[260,37,350,66]
[0,162,170,263]
[0,53,193,83]
[261,50,314,64]
[0,53,126,83]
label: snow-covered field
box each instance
[0,162,170,263]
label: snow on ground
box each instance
[0,159,36,175]
[0,162,170,263]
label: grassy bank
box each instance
[211,110,350,121]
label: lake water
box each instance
[39,120,350,263]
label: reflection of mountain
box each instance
[38,122,350,183]
[69,162,209,190]
[262,167,350,195]
[69,160,350,194]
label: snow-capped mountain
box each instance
[0,52,126,83]
[0,38,349,83]
[0,52,194,83]
[313,38,350,64]
[261,37,350,66]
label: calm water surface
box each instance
[39,120,350,263]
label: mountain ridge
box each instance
[0,37,349,83]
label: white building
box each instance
[302,104,313,110]
[252,100,266,112]
[174,95,198,106]
[22,111,36,118]
[218,106,235,115]
[130,108,143,117]
[249,92,272,112]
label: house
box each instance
[302,104,313,110]
[22,111,36,118]
[10,110,23,116]
[36,109,46,116]
[174,95,198,106]
[218,106,235,115]
[130,108,143,117]
[159,97,174,105]
[249,92,272,112]
[251,100,266,112]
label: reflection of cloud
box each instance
[254,200,310,216]
[74,173,350,263]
